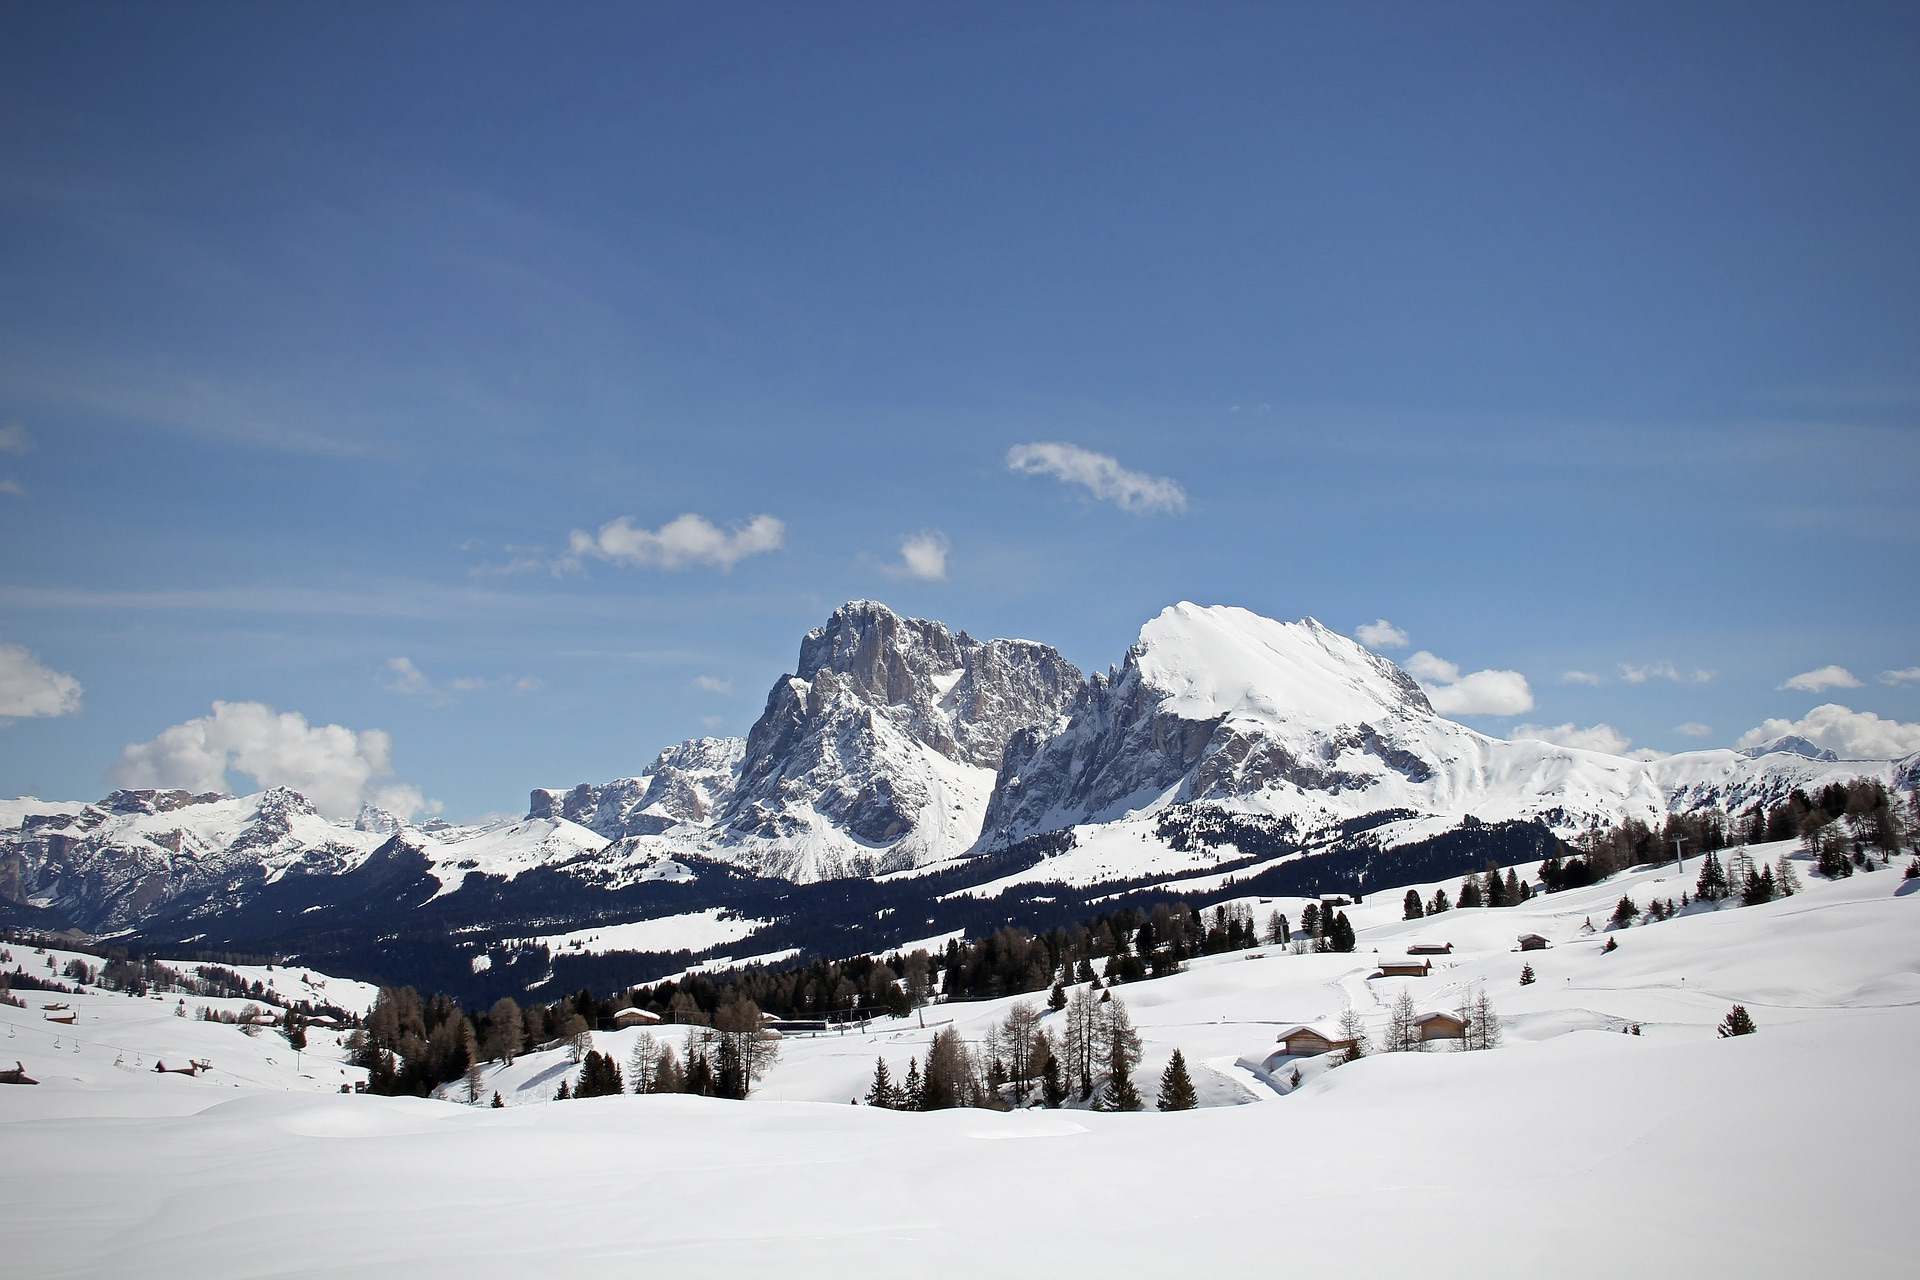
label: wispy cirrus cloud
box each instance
[1620,662,1713,685]
[1882,667,1920,686]
[1006,442,1186,514]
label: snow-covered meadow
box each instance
[3,842,1915,1277]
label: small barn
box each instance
[1407,942,1453,955]
[1414,1011,1467,1043]
[1518,933,1550,952]
[611,1007,661,1029]
[1273,1025,1357,1058]
[1375,959,1432,978]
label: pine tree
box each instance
[490,1091,504,1108]
[1428,888,1450,914]
[1519,963,1535,986]
[1504,869,1523,904]
[1403,890,1424,920]
[1458,878,1484,909]
[1047,979,1068,1012]
[865,1056,896,1108]
[1610,896,1639,927]
[1327,911,1356,953]
[900,1057,924,1111]
[1266,910,1289,945]
[1041,1056,1066,1108]
[1775,854,1802,897]
[1717,1005,1757,1038]
[1155,1048,1198,1111]
[1695,851,1730,901]
[553,1078,571,1100]
[1742,864,1775,905]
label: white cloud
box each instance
[1560,670,1604,686]
[1403,651,1459,684]
[1005,442,1186,514]
[1406,650,1533,716]
[1674,722,1714,737]
[1736,704,1920,760]
[893,531,949,581]
[1778,665,1863,693]
[1509,722,1632,755]
[0,478,24,498]
[0,422,31,455]
[379,656,442,702]
[0,643,83,720]
[109,700,435,820]
[693,675,732,694]
[1354,619,1410,650]
[1620,662,1713,685]
[567,512,785,572]
[1882,667,1920,686]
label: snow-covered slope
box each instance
[4,844,1914,1278]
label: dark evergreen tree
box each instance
[1155,1048,1198,1111]
[1041,1056,1066,1108]
[1504,869,1523,904]
[865,1056,896,1108]
[282,1009,307,1053]
[1610,896,1638,927]
[1695,851,1731,901]
[1458,878,1484,909]
[1048,979,1068,1012]
[1403,890,1424,920]
[1717,1005,1757,1038]
[490,1091,504,1108]
[1519,963,1535,986]
[1326,911,1356,953]
[901,1057,924,1111]
[553,1078,571,1100]
[1742,864,1775,906]
[1428,888,1450,914]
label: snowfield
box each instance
[2,841,1916,1277]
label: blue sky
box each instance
[2,2,1916,820]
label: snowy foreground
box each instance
[3,842,1917,1278]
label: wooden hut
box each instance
[1407,942,1453,955]
[1414,1011,1467,1043]
[610,1007,662,1029]
[1518,933,1550,952]
[1273,1025,1356,1057]
[1375,958,1433,978]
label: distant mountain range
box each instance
[5,600,1911,1001]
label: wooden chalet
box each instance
[1414,1011,1467,1043]
[1273,1025,1357,1058]
[1518,933,1550,952]
[42,1011,76,1025]
[1406,942,1453,955]
[1375,958,1433,978]
[610,1007,662,1029]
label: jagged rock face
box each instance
[980,605,1445,844]
[528,737,744,838]
[718,600,1082,876]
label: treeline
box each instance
[1539,778,1916,894]
[1400,862,1535,917]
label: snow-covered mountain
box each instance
[1,599,1911,996]
[979,603,1894,858]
